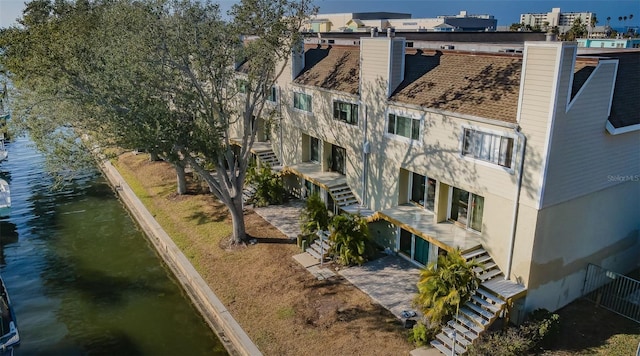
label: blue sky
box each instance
[1,0,639,28]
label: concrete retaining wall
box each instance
[100,160,261,356]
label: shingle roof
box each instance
[294,45,639,127]
[603,52,640,128]
[294,45,360,95]
[390,49,522,122]
[571,59,597,99]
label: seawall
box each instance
[100,160,261,356]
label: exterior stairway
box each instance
[328,183,376,217]
[430,247,513,356]
[254,147,282,170]
[305,230,332,261]
[329,183,359,208]
[242,183,257,205]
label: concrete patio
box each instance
[253,199,422,322]
[338,254,422,321]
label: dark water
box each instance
[0,136,226,355]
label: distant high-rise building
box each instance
[520,7,595,30]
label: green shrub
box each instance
[408,321,440,347]
[328,213,373,266]
[246,165,285,207]
[466,309,560,356]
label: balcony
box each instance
[374,204,482,253]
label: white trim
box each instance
[515,43,531,125]
[332,98,360,127]
[386,99,518,129]
[564,45,578,112]
[384,107,424,146]
[536,43,564,210]
[294,82,360,99]
[567,59,618,113]
[605,59,619,117]
[458,124,518,174]
[292,91,314,115]
[387,39,393,97]
[446,186,483,234]
[399,38,406,87]
[606,121,640,135]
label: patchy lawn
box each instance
[113,152,413,356]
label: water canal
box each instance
[0,136,226,355]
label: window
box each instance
[310,137,320,163]
[449,187,484,232]
[333,101,358,125]
[293,92,312,112]
[462,128,514,168]
[267,86,277,102]
[410,173,436,211]
[388,113,420,141]
[237,79,248,94]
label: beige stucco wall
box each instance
[525,180,640,312]
[365,106,521,211]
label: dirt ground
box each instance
[115,153,414,356]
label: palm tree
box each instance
[414,249,483,325]
[328,213,372,266]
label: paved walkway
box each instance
[253,200,304,239]
[339,255,422,321]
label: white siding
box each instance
[542,60,640,207]
[389,38,405,96]
[517,44,563,210]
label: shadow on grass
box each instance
[541,298,640,354]
[251,237,296,245]
[188,210,227,225]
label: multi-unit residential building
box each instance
[578,37,640,49]
[520,7,595,30]
[305,11,497,33]
[232,31,639,353]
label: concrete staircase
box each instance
[305,230,332,261]
[430,247,509,356]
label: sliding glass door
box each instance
[399,229,430,266]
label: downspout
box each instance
[361,105,369,207]
[505,128,526,280]
[278,86,284,165]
